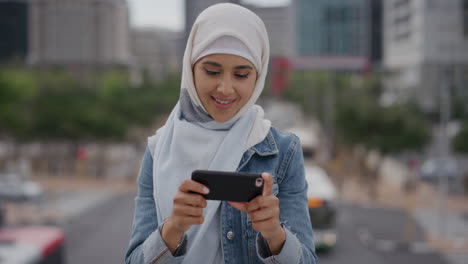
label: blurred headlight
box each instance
[308,197,324,208]
[323,232,337,245]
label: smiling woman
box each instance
[193,53,257,122]
[125,3,318,264]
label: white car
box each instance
[0,173,43,202]
[304,165,337,251]
[418,157,458,182]
[287,126,320,159]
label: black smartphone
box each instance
[191,170,264,202]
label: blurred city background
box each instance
[0,0,468,263]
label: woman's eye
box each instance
[235,73,249,79]
[205,70,220,76]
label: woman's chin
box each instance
[208,107,238,123]
[212,115,233,123]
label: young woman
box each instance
[125,3,318,264]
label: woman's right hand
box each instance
[161,179,209,254]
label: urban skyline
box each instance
[383,0,468,112]
[128,0,290,31]
[1,0,466,112]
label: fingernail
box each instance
[203,187,210,194]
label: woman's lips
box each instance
[211,96,236,109]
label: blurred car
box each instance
[0,226,65,264]
[0,173,64,264]
[305,165,338,252]
[0,173,43,202]
[418,157,458,182]
[287,126,319,160]
[286,124,338,251]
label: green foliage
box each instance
[0,68,181,141]
[453,121,468,153]
[452,93,468,154]
[336,101,430,154]
[0,69,38,101]
[283,71,431,154]
[31,86,127,140]
[452,96,468,120]
[0,69,38,137]
[284,71,328,118]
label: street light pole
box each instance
[437,64,452,238]
[324,71,336,161]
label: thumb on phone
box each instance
[262,172,273,196]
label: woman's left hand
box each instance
[229,173,286,255]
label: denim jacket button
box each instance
[226,231,234,240]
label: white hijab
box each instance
[147,3,271,263]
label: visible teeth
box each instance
[215,98,231,104]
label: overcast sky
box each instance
[127,0,290,31]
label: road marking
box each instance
[357,227,434,254]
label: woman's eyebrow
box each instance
[202,61,253,70]
[234,65,253,70]
[202,61,222,67]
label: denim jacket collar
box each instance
[251,130,279,156]
[238,130,278,171]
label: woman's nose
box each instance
[217,75,234,95]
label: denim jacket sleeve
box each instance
[255,136,319,264]
[125,147,187,264]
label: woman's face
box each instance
[193,54,257,123]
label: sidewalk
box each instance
[3,175,136,226]
[337,175,468,263]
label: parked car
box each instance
[287,126,319,160]
[305,165,338,252]
[0,173,43,202]
[0,226,65,264]
[286,124,338,251]
[418,157,458,182]
[0,173,64,264]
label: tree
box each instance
[283,71,431,154]
[336,100,430,154]
[0,69,38,138]
[0,68,182,141]
[453,121,468,153]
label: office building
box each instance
[0,0,29,63]
[295,0,382,65]
[28,0,131,67]
[131,28,183,81]
[383,0,468,111]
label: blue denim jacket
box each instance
[125,127,318,264]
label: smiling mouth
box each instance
[214,98,233,104]
[211,96,236,108]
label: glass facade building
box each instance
[0,0,28,63]
[296,0,381,63]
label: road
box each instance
[63,192,459,264]
[319,203,448,264]
[63,192,135,264]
